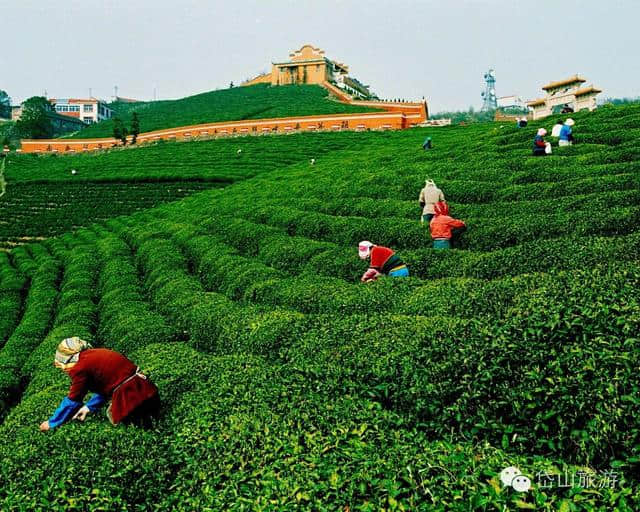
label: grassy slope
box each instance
[0,104,639,510]
[65,84,380,139]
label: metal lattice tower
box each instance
[481,69,497,111]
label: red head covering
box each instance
[434,201,449,216]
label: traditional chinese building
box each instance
[242,44,375,99]
[527,75,601,120]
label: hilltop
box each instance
[0,103,639,510]
[65,84,381,139]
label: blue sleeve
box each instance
[86,393,107,412]
[48,397,82,429]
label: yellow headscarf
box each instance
[54,337,91,370]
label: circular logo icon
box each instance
[500,467,521,487]
[512,475,532,493]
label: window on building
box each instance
[70,105,80,112]
[83,117,93,124]
[55,105,63,111]
[83,104,94,112]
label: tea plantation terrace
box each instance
[0,132,366,249]
[0,102,638,510]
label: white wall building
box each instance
[497,95,525,109]
[49,98,114,124]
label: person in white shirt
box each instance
[551,119,564,138]
[419,179,445,223]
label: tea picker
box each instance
[39,337,160,431]
[429,201,466,249]
[532,128,552,156]
[559,118,575,146]
[419,179,445,224]
[422,137,432,150]
[551,119,564,138]
[358,241,409,282]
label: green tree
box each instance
[15,96,53,138]
[130,112,140,144]
[113,117,127,145]
[0,90,10,119]
[0,122,18,149]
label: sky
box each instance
[1,0,639,112]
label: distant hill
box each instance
[65,84,380,139]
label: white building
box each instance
[49,98,114,124]
[497,95,525,109]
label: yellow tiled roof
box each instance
[574,86,602,97]
[527,98,546,107]
[541,75,586,91]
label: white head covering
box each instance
[54,337,91,370]
[565,118,575,126]
[358,241,373,260]
[425,179,435,187]
[537,128,547,136]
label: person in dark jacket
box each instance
[39,337,159,431]
[532,128,551,156]
[422,137,432,150]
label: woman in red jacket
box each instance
[39,337,159,431]
[358,241,409,282]
[429,201,466,249]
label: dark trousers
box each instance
[451,226,466,247]
[122,394,161,428]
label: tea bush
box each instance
[0,253,25,349]
[0,102,639,510]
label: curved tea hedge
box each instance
[1,131,378,249]
[0,102,639,510]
